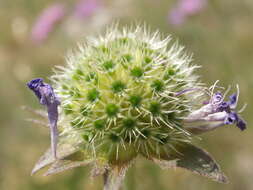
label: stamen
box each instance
[238,103,247,113]
[209,80,220,97]
[222,85,231,101]
[211,92,223,106]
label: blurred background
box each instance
[0,0,252,189]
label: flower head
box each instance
[26,25,247,189]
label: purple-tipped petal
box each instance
[224,112,246,131]
[212,92,223,104]
[27,78,60,159]
[228,93,238,109]
[236,118,246,131]
[27,78,43,89]
[216,102,229,112]
[27,78,43,100]
[224,112,238,125]
[229,93,237,104]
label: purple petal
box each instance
[212,92,223,104]
[27,78,60,159]
[216,102,230,112]
[27,78,43,100]
[228,93,237,108]
[224,112,247,131]
[236,118,246,131]
[224,112,238,125]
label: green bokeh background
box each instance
[0,0,252,189]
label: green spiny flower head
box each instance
[52,25,201,163]
[28,25,247,188]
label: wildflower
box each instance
[26,25,246,189]
[31,3,66,44]
[184,83,246,134]
[168,0,207,26]
[74,0,100,18]
[169,8,187,26]
[27,78,60,159]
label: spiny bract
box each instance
[52,25,201,164]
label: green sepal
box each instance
[31,139,83,175]
[44,158,92,176]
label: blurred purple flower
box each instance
[169,8,185,26]
[168,0,207,26]
[31,3,66,44]
[180,0,206,15]
[74,0,100,19]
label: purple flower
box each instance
[215,93,246,130]
[31,3,66,44]
[27,78,60,159]
[168,0,206,26]
[74,0,100,19]
[179,0,206,15]
[184,85,246,134]
[169,8,186,26]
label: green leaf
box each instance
[153,144,228,183]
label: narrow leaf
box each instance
[31,140,82,175]
[153,144,228,183]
